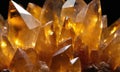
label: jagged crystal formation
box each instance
[0,0,120,72]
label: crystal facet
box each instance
[8,1,40,49]
[0,0,120,71]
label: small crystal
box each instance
[25,48,39,65]
[10,48,33,72]
[62,0,87,21]
[102,15,108,29]
[50,45,72,72]
[59,18,75,43]
[70,57,81,72]
[25,48,50,72]
[40,0,65,25]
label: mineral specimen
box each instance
[0,0,120,72]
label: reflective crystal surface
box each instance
[70,57,81,72]
[50,45,72,72]
[0,0,120,72]
[8,1,40,49]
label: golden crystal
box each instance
[10,48,33,72]
[8,1,40,49]
[77,0,102,52]
[27,3,42,20]
[0,0,120,71]
[0,36,15,66]
[50,45,72,72]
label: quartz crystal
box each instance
[76,0,102,52]
[50,45,73,72]
[8,1,40,49]
[61,0,87,21]
[100,18,120,70]
[27,3,42,20]
[10,48,33,72]
[0,0,120,72]
[0,36,15,66]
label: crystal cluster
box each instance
[0,0,120,72]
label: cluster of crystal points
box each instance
[0,0,120,72]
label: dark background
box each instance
[0,0,120,26]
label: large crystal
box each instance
[76,0,102,52]
[100,18,120,70]
[100,18,120,49]
[0,36,15,66]
[8,0,40,49]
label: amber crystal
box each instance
[8,1,40,49]
[10,48,33,72]
[0,0,120,72]
[27,3,42,20]
[77,0,102,52]
[50,45,72,72]
[61,0,87,21]
[0,36,15,66]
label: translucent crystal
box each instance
[27,3,42,20]
[25,48,50,72]
[100,18,120,48]
[0,36,15,66]
[0,0,120,71]
[59,18,75,43]
[40,0,66,45]
[50,45,72,72]
[61,0,87,21]
[40,0,65,25]
[10,48,33,72]
[8,1,40,49]
[76,0,102,52]
[35,21,56,66]
[100,19,120,70]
